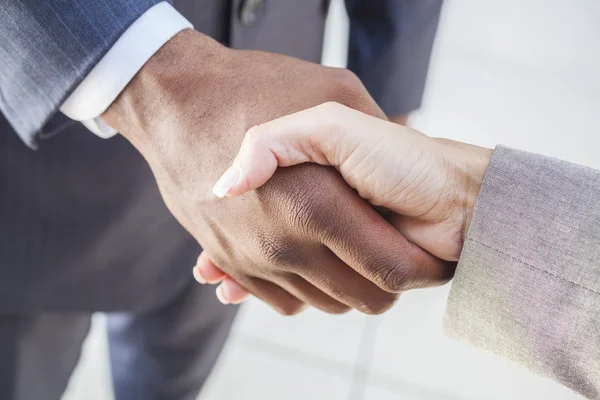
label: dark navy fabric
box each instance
[0,0,161,148]
[346,0,443,117]
[0,279,237,400]
[0,113,199,314]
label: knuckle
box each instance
[244,125,263,144]
[257,234,303,269]
[333,69,361,88]
[325,304,352,315]
[276,302,306,316]
[317,102,348,131]
[329,69,365,105]
[372,255,414,293]
[318,101,345,114]
[358,293,400,315]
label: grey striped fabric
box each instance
[0,0,161,148]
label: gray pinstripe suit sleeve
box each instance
[345,0,443,117]
[445,146,600,398]
[0,0,162,148]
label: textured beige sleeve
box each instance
[445,146,600,399]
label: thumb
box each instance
[212,102,353,198]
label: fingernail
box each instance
[216,285,230,305]
[213,165,240,198]
[192,267,206,284]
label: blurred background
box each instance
[63,0,599,399]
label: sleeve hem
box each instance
[59,2,193,138]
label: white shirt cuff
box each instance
[59,2,193,138]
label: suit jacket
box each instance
[446,146,600,398]
[0,0,442,148]
[0,0,442,313]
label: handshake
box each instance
[104,30,491,315]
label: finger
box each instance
[388,212,463,263]
[298,248,400,315]
[212,102,362,198]
[272,274,351,314]
[194,252,227,284]
[318,180,452,293]
[237,276,307,316]
[216,277,251,304]
[203,254,307,314]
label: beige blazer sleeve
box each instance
[445,146,600,398]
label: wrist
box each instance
[435,138,492,243]
[461,145,492,238]
[101,29,225,150]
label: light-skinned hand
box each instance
[194,102,492,304]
